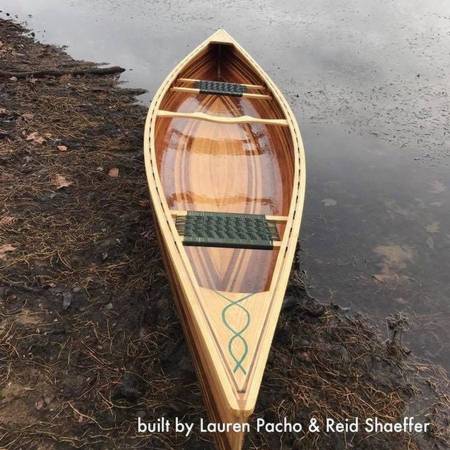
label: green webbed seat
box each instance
[196,80,246,97]
[175,211,279,250]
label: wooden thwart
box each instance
[157,110,289,126]
[171,86,271,100]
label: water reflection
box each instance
[302,124,450,365]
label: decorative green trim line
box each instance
[214,291,255,375]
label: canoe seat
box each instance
[196,80,246,97]
[175,211,279,250]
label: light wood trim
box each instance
[157,110,288,126]
[209,28,235,44]
[177,77,265,91]
[170,210,188,217]
[171,86,271,100]
[265,215,288,222]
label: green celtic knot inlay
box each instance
[214,291,254,375]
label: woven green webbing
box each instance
[175,211,279,250]
[196,80,246,97]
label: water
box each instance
[2,0,449,369]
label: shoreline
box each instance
[0,18,448,450]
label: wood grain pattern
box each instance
[144,29,306,450]
[157,109,288,125]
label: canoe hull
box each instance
[144,29,306,450]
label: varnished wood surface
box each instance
[155,43,294,292]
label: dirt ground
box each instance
[0,19,449,450]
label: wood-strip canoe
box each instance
[144,29,306,450]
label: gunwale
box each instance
[144,28,306,421]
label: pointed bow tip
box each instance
[230,394,256,419]
[208,28,235,44]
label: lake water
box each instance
[2,0,449,370]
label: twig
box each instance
[0,66,125,79]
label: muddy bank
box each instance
[0,19,448,450]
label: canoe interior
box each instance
[155,43,294,293]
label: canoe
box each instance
[144,29,306,450]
